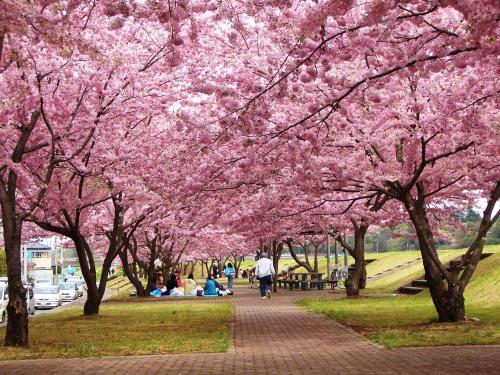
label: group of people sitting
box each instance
[150,272,233,297]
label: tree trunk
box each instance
[95,249,115,309]
[313,243,318,273]
[359,264,367,289]
[406,193,464,322]
[271,242,283,293]
[84,283,100,315]
[2,217,29,346]
[119,249,147,297]
[286,239,314,272]
[232,255,243,278]
[73,234,99,315]
[201,260,208,277]
[343,220,369,297]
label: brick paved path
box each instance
[1,286,499,374]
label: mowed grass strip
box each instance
[298,248,500,348]
[298,296,500,348]
[0,302,232,360]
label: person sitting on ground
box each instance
[242,269,248,279]
[213,278,233,296]
[170,286,185,297]
[204,275,218,296]
[184,273,197,296]
[156,275,167,293]
[175,272,182,287]
[150,275,163,297]
[158,275,166,287]
[165,273,178,295]
[150,275,159,291]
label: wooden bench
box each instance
[277,278,298,289]
[313,279,338,290]
[278,273,337,290]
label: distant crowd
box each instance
[150,262,237,297]
[149,253,276,300]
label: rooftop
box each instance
[25,242,52,251]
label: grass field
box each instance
[0,302,232,360]
[365,250,463,293]
[108,244,500,295]
[298,245,500,348]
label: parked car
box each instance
[24,283,36,316]
[34,286,62,309]
[0,282,35,321]
[35,279,53,286]
[0,282,8,323]
[58,282,78,301]
[66,276,85,297]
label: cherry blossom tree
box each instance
[0,0,224,343]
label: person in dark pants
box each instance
[211,263,219,279]
[255,253,275,299]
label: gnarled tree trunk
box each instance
[119,245,147,297]
[285,238,314,273]
[271,241,283,293]
[340,220,369,297]
[403,181,499,322]
[2,217,28,346]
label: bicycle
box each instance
[330,269,348,289]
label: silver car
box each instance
[66,277,84,297]
[58,283,78,301]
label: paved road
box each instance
[1,286,499,374]
[1,287,113,327]
[0,296,83,328]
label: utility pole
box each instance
[343,236,348,271]
[22,244,27,281]
[60,238,64,279]
[334,238,339,271]
[326,233,331,280]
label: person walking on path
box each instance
[224,263,236,289]
[255,253,275,299]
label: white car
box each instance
[0,283,35,322]
[35,279,53,286]
[34,286,62,309]
[58,282,78,301]
[0,282,8,323]
[66,276,85,297]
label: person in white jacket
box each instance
[255,253,275,299]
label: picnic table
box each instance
[278,272,326,290]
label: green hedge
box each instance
[0,249,6,277]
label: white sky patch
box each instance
[476,198,499,216]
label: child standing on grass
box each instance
[248,267,256,288]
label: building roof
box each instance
[25,242,52,251]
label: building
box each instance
[23,242,54,282]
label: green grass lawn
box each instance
[298,246,500,348]
[366,250,467,293]
[0,302,232,360]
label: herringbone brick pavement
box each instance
[1,286,499,374]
